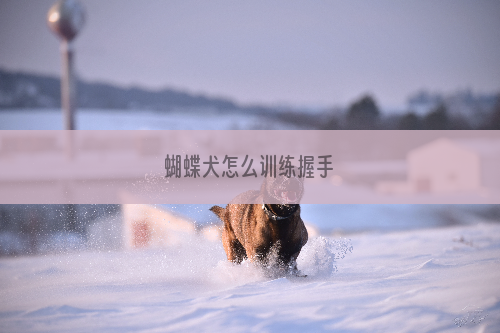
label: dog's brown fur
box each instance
[210,175,308,274]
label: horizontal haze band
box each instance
[0,130,499,204]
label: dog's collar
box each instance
[262,204,297,221]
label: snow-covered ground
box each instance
[0,109,303,130]
[1,109,499,332]
[1,221,499,333]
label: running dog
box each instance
[210,174,307,275]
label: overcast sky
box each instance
[1,0,499,109]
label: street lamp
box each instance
[47,0,85,130]
[47,0,85,235]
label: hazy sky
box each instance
[1,0,499,109]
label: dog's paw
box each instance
[287,268,307,278]
[286,272,308,281]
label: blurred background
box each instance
[1,0,499,129]
[1,1,499,256]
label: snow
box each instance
[1,109,499,331]
[1,222,499,332]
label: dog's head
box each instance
[261,174,304,205]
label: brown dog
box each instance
[210,175,308,275]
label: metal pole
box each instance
[61,39,76,130]
[61,39,75,161]
[61,40,76,232]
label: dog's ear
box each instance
[260,175,269,194]
[261,175,276,203]
[210,205,225,220]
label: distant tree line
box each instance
[2,68,499,130]
[319,93,500,130]
[0,204,119,256]
[0,69,240,111]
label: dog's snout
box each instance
[275,176,303,204]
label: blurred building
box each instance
[408,138,480,192]
[122,204,196,249]
[377,138,500,194]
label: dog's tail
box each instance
[210,205,225,220]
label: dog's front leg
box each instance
[288,252,307,277]
[246,245,271,266]
[222,226,247,264]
